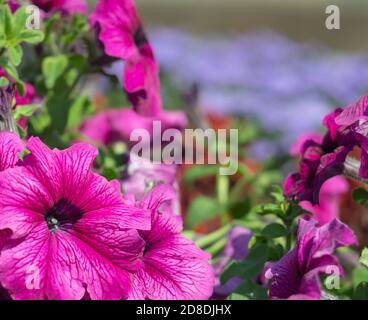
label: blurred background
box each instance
[85,0,368,241]
[137,0,368,51]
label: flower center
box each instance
[45,199,84,231]
[134,26,148,49]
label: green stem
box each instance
[217,173,230,225]
[284,205,293,251]
[196,224,231,249]
[206,237,228,256]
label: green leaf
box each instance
[13,104,38,120]
[221,243,268,283]
[12,7,28,37]
[270,185,284,203]
[227,293,248,300]
[8,44,23,66]
[0,76,9,87]
[254,203,281,216]
[354,282,368,300]
[66,96,92,129]
[261,223,288,239]
[352,188,368,207]
[18,29,44,44]
[353,267,368,288]
[3,5,13,39]
[360,248,368,268]
[185,196,219,228]
[15,80,25,96]
[233,279,268,300]
[0,33,5,48]
[42,55,68,89]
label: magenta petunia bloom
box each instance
[264,216,357,300]
[289,133,349,225]
[90,0,163,116]
[0,132,23,253]
[0,132,23,172]
[284,95,368,204]
[0,137,151,300]
[80,108,187,146]
[8,0,19,12]
[124,185,215,300]
[32,0,88,15]
[300,176,348,225]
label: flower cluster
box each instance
[284,95,368,205]
[264,216,357,299]
[0,0,365,302]
[0,134,213,299]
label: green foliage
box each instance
[186,196,220,228]
[221,242,268,283]
[353,188,368,207]
[42,55,69,89]
[360,248,368,268]
[0,5,44,94]
[13,104,38,120]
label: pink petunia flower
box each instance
[284,96,368,204]
[124,185,215,300]
[0,137,151,300]
[0,132,23,172]
[289,133,349,225]
[264,216,357,300]
[0,132,23,254]
[80,108,187,146]
[90,0,163,116]
[299,177,348,225]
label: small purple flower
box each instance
[212,226,252,299]
[264,216,357,300]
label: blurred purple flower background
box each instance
[146,29,368,154]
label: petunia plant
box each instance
[0,0,367,301]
